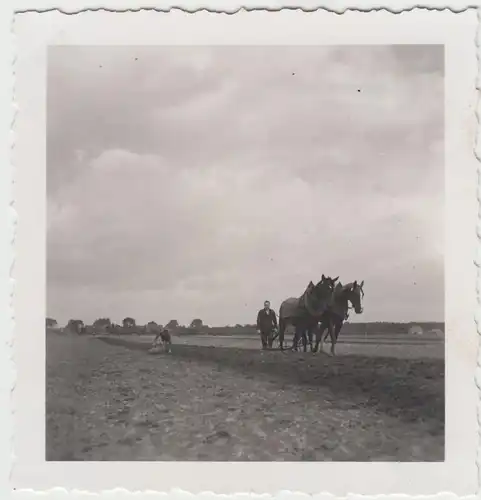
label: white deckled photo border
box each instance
[9,7,480,498]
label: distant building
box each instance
[409,325,423,335]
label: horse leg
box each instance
[307,326,314,352]
[301,328,307,352]
[293,324,302,351]
[278,317,286,350]
[315,324,326,353]
[335,321,343,342]
[329,320,337,356]
[297,322,307,352]
[313,324,321,352]
[292,328,298,351]
[331,322,342,356]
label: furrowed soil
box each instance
[46,332,444,461]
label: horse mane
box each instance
[331,282,353,302]
[299,280,326,316]
[333,282,361,303]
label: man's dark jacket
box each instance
[257,308,278,332]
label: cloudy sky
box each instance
[47,45,444,327]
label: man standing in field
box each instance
[256,300,278,350]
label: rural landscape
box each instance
[46,318,444,461]
[46,45,444,462]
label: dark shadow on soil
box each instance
[97,337,444,436]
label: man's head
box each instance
[264,300,270,310]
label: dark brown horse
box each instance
[278,275,338,351]
[313,280,364,356]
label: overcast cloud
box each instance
[47,45,444,326]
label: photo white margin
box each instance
[10,8,480,497]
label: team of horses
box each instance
[63,273,363,357]
[278,274,364,356]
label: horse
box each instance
[313,280,364,356]
[278,275,339,352]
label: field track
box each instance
[100,332,444,359]
[46,331,444,461]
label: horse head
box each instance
[315,274,339,297]
[346,280,364,314]
[304,275,338,314]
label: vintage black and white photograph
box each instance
[10,8,480,496]
[44,43,446,462]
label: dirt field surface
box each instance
[165,333,445,358]
[46,331,444,462]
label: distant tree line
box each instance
[195,322,445,336]
[341,321,445,335]
[46,316,445,337]
[46,316,212,335]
